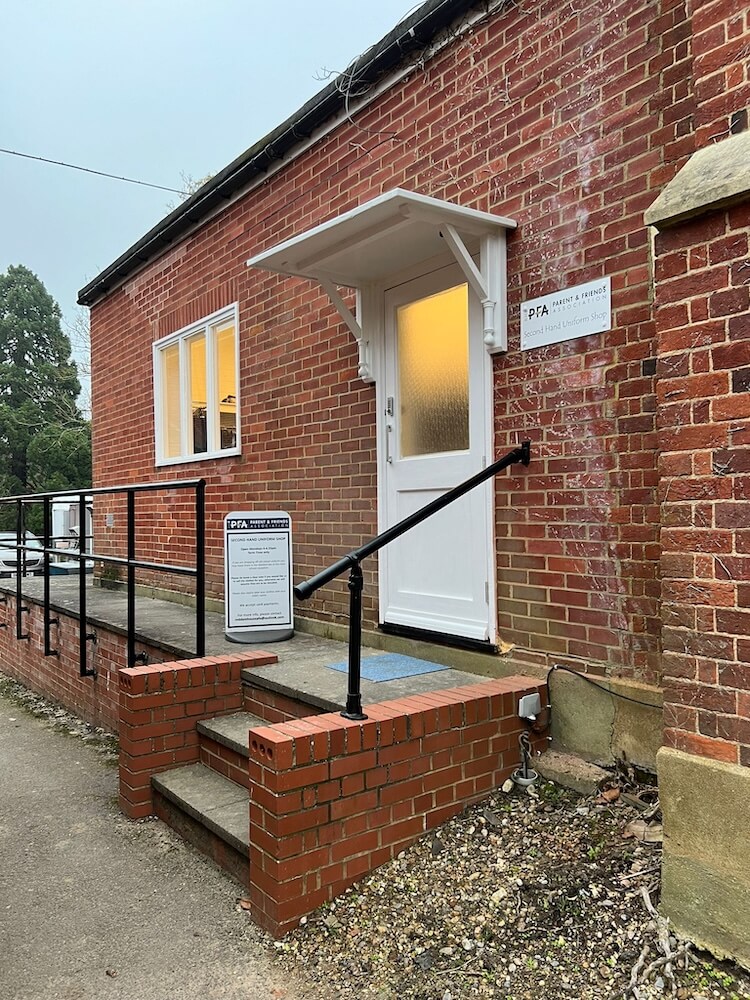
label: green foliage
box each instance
[0,265,90,523]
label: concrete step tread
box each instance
[152,763,249,855]
[197,711,265,757]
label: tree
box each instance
[0,265,91,515]
[165,171,214,212]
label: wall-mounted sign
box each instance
[224,511,293,644]
[520,277,611,351]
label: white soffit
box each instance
[246,188,516,288]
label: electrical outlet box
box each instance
[517,693,541,721]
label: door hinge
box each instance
[485,581,490,604]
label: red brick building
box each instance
[80,0,750,964]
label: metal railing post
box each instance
[127,490,136,667]
[195,480,206,657]
[79,491,95,676]
[16,499,28,640]
[342,559,366,721]
[43,497,58,656]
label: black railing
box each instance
[295,442,531,720]
[0,479,206,676]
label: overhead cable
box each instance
[0,147,187,195]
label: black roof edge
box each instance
[77,0,476,307]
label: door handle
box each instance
[386,424,393,464]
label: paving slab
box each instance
[536,749,610,796]
[242,656,491,714]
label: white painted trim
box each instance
[152,302,240,467]
[152,302,239,351]
[155,447,242,470]
[441,225,488,301]
[246,188,514,278]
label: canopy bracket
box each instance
[440,224,505,352]
[318,278,373,382]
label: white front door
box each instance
[379,265,494,643]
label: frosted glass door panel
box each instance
[397,283,469,457]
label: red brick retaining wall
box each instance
[119,652,277,818]
[247,675,546,936]
[0,589,166,732]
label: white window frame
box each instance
[152,303,240,467]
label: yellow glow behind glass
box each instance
[397,283,469,457]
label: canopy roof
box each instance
[247,189,515,288]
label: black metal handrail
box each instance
[0,479,206,676]
[295,442,531,720]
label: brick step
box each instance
[241,667,330,723]
[152,763,249,887]
[197,711,265,789]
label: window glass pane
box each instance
[214,320,237,451]
[189,334,207,455]
[162,343,181,459]
[397,283,469,457]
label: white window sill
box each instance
[155,447,241,469]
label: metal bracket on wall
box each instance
[17,603,30,641]
[80,631,98,678]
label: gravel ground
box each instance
[273,782,750,1000]
[0,671,119,761]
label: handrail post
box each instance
[43,497,58,657]
[79,491,95,676]
[342,558,367,721]
[126,489,136,667]
[16,498,28,640]
[195,480,205,657]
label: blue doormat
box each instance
[327,653,450,682]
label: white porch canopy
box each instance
[247,188,516,380]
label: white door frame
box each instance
[372,255,497,643]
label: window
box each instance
[153,305,239,465]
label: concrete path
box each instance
[0,689,327,1000]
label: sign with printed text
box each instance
[224,511,293,642]
[520,277,612,351]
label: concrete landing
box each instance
[241,657,491,714]
[13,576,501,711]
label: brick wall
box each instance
[0,589,166,732]
[90,0,696,682]
[689,0,750,148]
[247,675,546,936]
[655,203,750,765]
[119,652,275,818]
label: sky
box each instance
[0,0,416,378]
